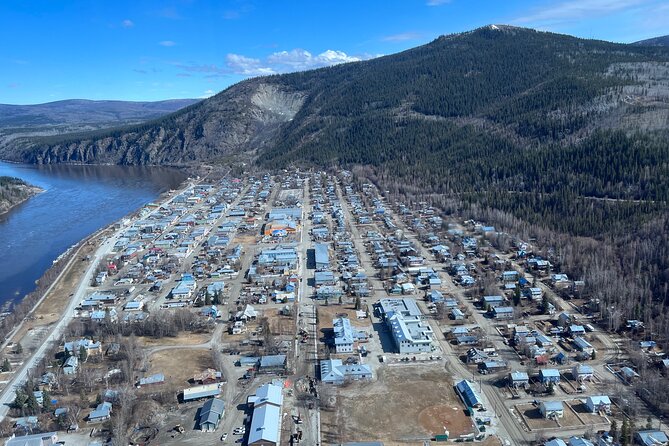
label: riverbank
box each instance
[0,180,183,347]
[0,176,43,215]
[0,180,192,421]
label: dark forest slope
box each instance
[3,26,669,235]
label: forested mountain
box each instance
[2,25,669,237]
[0,176,41,214]
[0,98,199,150]
[634,35,669,47]
[0,98,199,128]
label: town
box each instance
[0,170,666,446]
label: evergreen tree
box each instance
[355,297,361,310]
[15,343,22,354]
[78,345,88,362]
[12,389,27,410]
[621,418,630,446]
[1,358,10,372]
[25,391,39,414]
[610,420,618,442]
[42,391,53,412]
[513,286,521,306]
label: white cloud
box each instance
[426,0,451,6]
[176,48,378,79]
[255,48,366,73]
[382,32,422,42]
[199,89,215,98]
[159,40,176,47]
[121,19,134,28]
[514,0,647,25]
[226,54,276,76]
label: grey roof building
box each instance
[333,317,354,353]
[5,432,58,446]
[248,383,283,446]
[198,398,225,432]
[320,359,372,385]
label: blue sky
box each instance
[1,0,668,104]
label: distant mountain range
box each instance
[0,98,199,148]
[634,35,669,47]
[1,25,669,236]
[0,99,199,128]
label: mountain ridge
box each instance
[0,98,200,128]
[633,35,669,47]
[1,25,669,237]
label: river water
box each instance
[0,161,185,304]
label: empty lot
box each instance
[321,364,474,444]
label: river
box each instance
[0,161,186,304]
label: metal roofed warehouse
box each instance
[247,383,284,446]
[455,379,483,408]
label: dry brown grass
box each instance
[148,348,215,386]
[321,365,474,444]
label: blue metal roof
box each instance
[455,380,482,408]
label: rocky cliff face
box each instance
[1,81,304,165]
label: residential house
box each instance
[62,356,78,375]
[482,295,505,309]
[572,364,594,382]
[635,430,668,446]
[539,400,564,419]
[64,339,102,357]
[502,271,519,283]
[573,337,595,355]
[88,402,112,423]
[509,371,530,388]
[479,360,508,374]
[620,367,639,383]
[569,437,595,446]
[557,312,572,328]
[451,308,465,321]
[456,335,480,346]
[585,396,611,414]
[466,348,489,364]
[258,355,286,374]
[493,306,514,320]
[569,325,587,337]
[539,369,561,384]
